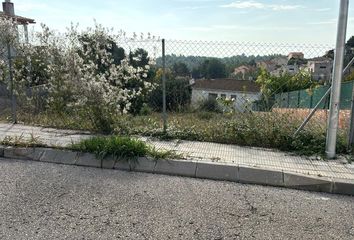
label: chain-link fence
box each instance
[2,28,354,158]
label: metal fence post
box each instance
[162,39,167,133]
[326,0,349,159]
[287,92,290,108]
[7,43,17,124]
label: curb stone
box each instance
[239,166,284,187]
[283,172,333,193]
[102,156,116,169]
[0,147,4,157]
[130,157,156,173]
[0,146,353,196]
[76,153,101,168]
[113,160,131,171]
[40,149,78,165]
[4,147,34,160]
[154,159,197,177]
[196,162,238,182]
[332,179,354,195]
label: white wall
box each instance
[192,89,261,112]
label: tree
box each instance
[172,62,190,77]
[148,68,192,111]
[200,58,227,79]
[256,68,316,106]
[347,36,354,48]
[129,48,149,68]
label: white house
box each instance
[306,57,333,82]
[0,0,35,43]
[191,78,261,112]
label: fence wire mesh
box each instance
[1,27,354,172]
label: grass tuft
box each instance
[71,136,179,161]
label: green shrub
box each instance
[196,111,215,120]
[71,135,178,161]
[72,136,148,160]
[139,103,152,116]
[148,75,192,112]
[198,98,221,113]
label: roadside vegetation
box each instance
[1,19,352,158]
[4,109,348,156]
[71,136,179,161]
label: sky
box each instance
[10,0,354,45]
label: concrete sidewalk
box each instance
[0,122,353,183]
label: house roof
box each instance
[288,52,304,56]
[193,78,260,93]
[307,57,333,62]
[0,11,35,24]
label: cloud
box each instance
[14,0,49,12]
[220,1,302,11]
[315,8,331,12]
[307,17,337,25]
[181,24,300,32]
[175,6,209,10]
[307,17,354,25]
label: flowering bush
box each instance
[1,18,156,132]
[0,18,19,83]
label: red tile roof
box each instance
[193,78,260,93]
[0,11,35,24]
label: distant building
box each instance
[0,0,35,43]
[270,64,300,77]
[256,57,287,73]
[191,78,261,112]
[307,57,333,81]
[233,65,257,80]
[288,52,304,60]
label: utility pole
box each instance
[326,0,349,159]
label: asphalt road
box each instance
[0,158,353,240]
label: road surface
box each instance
[0,158,353,240]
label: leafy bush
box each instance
[148,69,192,111]
[196,111,215,120]
[198,98,221,113]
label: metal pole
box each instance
[7,43,17,124]
[294,57,354,136]
[326,0,349,159]
[294,87,331,136]
[162,39,167,133]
